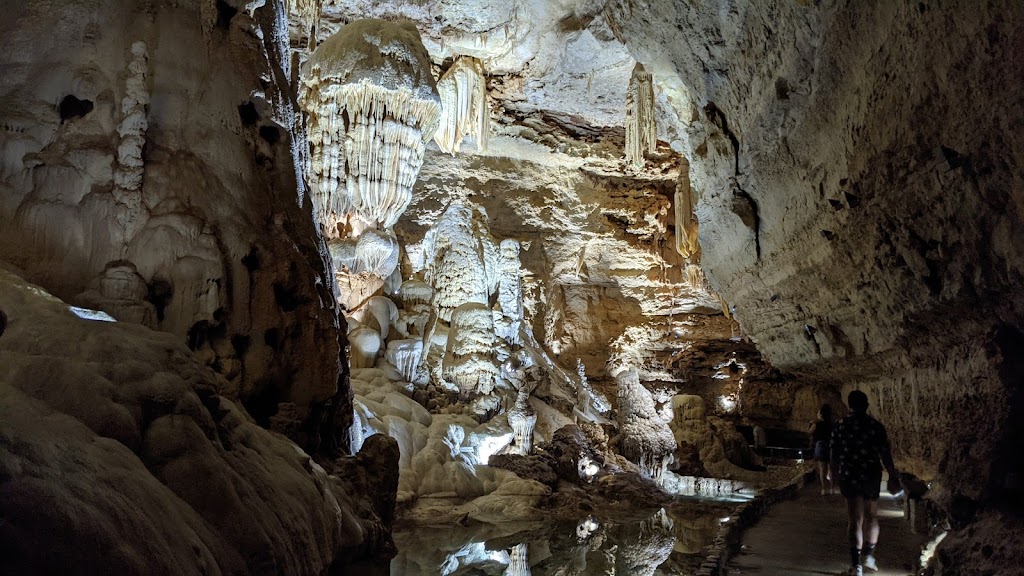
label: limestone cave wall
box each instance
[608,0,1024,567]
[0,0,347,452]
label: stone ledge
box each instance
[696,466,814,576]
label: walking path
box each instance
[725,482,927,576]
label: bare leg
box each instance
[864,498,880,546]
[817,461,828,493]
[847,495,864,550]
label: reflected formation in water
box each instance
[386,499,734,576]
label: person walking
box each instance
[830,390,901,575]
[808,404,834,495]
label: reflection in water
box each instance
[388,499,733,575]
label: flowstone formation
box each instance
[433,56,489,155]
[0,0,346,455]
[0,268,392,575]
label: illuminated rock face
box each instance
[299,19,441,235]
[606,1,1024,569]
[616,368,677,485]
[0,0,344,452]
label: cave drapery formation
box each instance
[1,1,1022,575]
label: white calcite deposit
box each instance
[434,56,489,155]
[299,19,442,235]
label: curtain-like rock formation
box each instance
[433,56,489,155]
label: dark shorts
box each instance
[839,469,883,500]
[813,440,830,461]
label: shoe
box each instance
[848,565,864,576]
[863,554,878,572]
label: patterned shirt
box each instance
[830,413,889,483]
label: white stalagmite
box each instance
[506,387,537,455]
[397,280,433,307]
[616,367,676,485]
[359,295,398,340]
[112,41,149,241]
[503,543,530,576]
[443,302,499,398]
[349,325,382,369]
[396,280,433,338]
[421,204,494,322]
[299,19,441,236]
[625,62,656,167]
[433,56,489,155]
[494,239,524,345]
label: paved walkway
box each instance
[726,481,927,576]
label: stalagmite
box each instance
[359,295,398,340]
[433,56,489,155]
[494,239,524,345]
[421,204,493,322]
[506,386,537,455]
[397,280,433,307]
[299,19,442,236]
[503,543,530,576]
[443,302,499,398]
[349,325,382,369]
[625,62,656,167]
[112,41,149,241]
[394,280,433,337]
[616,367,676,485]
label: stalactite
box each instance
[287,0,323,49]
[433,56,489,155]
[625,62,656,167]
[674,157,700,259]
[685,264,706,290]
[299,20,441,236]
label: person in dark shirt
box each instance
[808,404,834,495]
[830,390,901,575]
